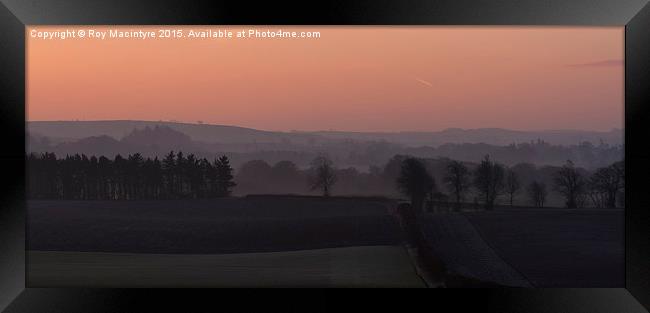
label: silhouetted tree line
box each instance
[395,155,625,212]
[28,150,624,210]
[27,151,235,200]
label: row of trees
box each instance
[27,151,236,200]
[396,155,624,212]
[27,151,343,201]
[28,151,624,210]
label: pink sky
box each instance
[27,26,623,132]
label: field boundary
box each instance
[459,212,535,287]
[393,203,510,288]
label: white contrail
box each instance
[414,77,433,87]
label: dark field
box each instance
[463,208,624,287]
[420,208,624,287]
[28,246,425,287]
[28,197,426,287]
[28,197,403,254]
[28,198,624,287]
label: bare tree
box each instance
[587,161,624,208]
[397,157,435,213]
[616,160,625,208]
[473,155,505,211]
[444,160,470,211]
[527,181,547,207]
[553,160,586,209]
[586,179,606,208]
[504,169,521,207]
[309,155,337,197]
[425,176,439,213]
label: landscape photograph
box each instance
[26,26,624,287]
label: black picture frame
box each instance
[1,0,649,312]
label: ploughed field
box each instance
[27,197,425,287]
[28,197,404,254]
[420,208,624,287]
[463,208,624,287]
[27,198,623,287]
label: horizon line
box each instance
[26,119,623,134]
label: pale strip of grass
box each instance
[28,246,425,288]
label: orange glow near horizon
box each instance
[27,26,623,132]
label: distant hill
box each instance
[28,120,623,147]
[27,121,623,169]
[53,135,128,157]
[121,125,194,147]
[31,126,208,158]
[28,120,321,145]
[305,128,623,147]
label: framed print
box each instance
[0,0,649,312]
